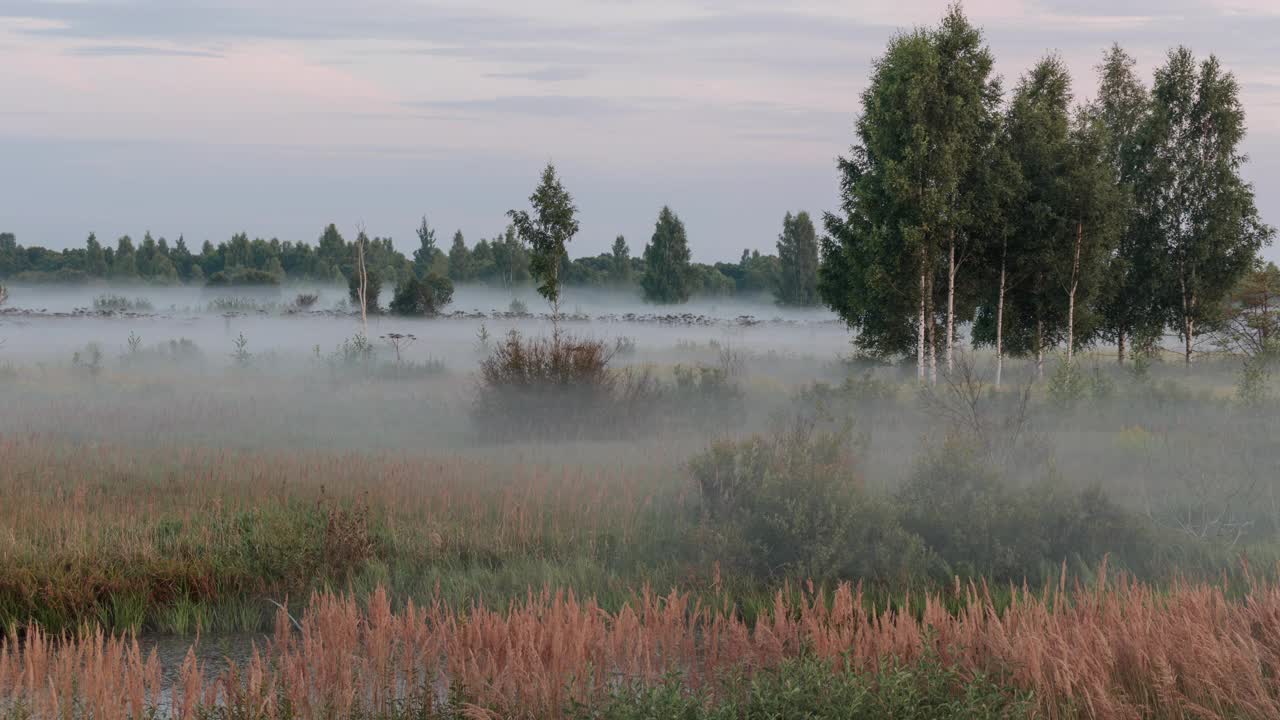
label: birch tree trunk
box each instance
[946,231,956,375]
[1067,221,1082,367]
[927,275,937,386]
[918,269,926,382]
[1180,275,1195,367]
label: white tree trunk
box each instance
[918,270,926,382]
[946,232,956,375]
[1067,221,1082,367]
[927,275,937,386]
[996,252,1006,389]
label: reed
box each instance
[5,569,1280,719]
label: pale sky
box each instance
[1,0,1277,262]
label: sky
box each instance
[1,0,1278,263]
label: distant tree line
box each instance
[0,208,823,307]
[819,6,1274,375]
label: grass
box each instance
[8,573,1280,718]
[1,337,1279,715]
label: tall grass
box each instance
[6,571,1280,718]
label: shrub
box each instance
[473,330,659,439]
[206,296,275,313]
[509,297,529,315]
[897,442,1152,583]
[72,343,103,376]
[672,363,744,424]
[348,269,382,312]
[93,294,153,312]
[294,292,320,310]
[0,283,7,306]
[389,273,454,316]
[690,416,926,584]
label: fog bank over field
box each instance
[0,283,845,368]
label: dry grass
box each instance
[0,436,688,631]
[5,568,1280,719]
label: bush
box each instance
[473,330,659,440]
[690,417,926,584]
[294,292,320,310]
[93,294,153,312]
[0,283,7,306]
[897,442,1152,583]
[672,363,744,424]
[389,273,454,316]
[348,269,382,312]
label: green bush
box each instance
[390,273,454,316]
[690,417,927,584]
[93,294,154,312]
[348,269,383,312]
[897,442,1152,583]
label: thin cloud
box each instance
[485,66,590,83]
[407,95,625,118]
[66,44,223,58]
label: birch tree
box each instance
[819,29,943,380]
[1061,108,1122,365]
[507,163,580,330]
[1145,48,1272,366]
[932,6,1001,375]
[1001,56,1073,379]
[1093,45,1162,364]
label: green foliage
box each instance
[72,343,103,376]
[641,206,692,304]
[610,235,632,284]
[206,267,281,287]
[897,442,1150,582]
[821,7,1001,359]
[691,417,926,584]
[348,267,382,312]
[93,294,153,313]
[774,211,820,306]
[1147,47,1274,364]
[230,333,252,367]
[390,273,454,316]
[508,163,580,308]
[412,215,438,279]
[672,364,744,424]
[576,655,1033,720]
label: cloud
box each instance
[484,66,590,83]
[65,44,223,58]
[407,95,625,118]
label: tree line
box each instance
[820,6,1274,375]
[0,208,822,307]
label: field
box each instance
[2,285,1280,718]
